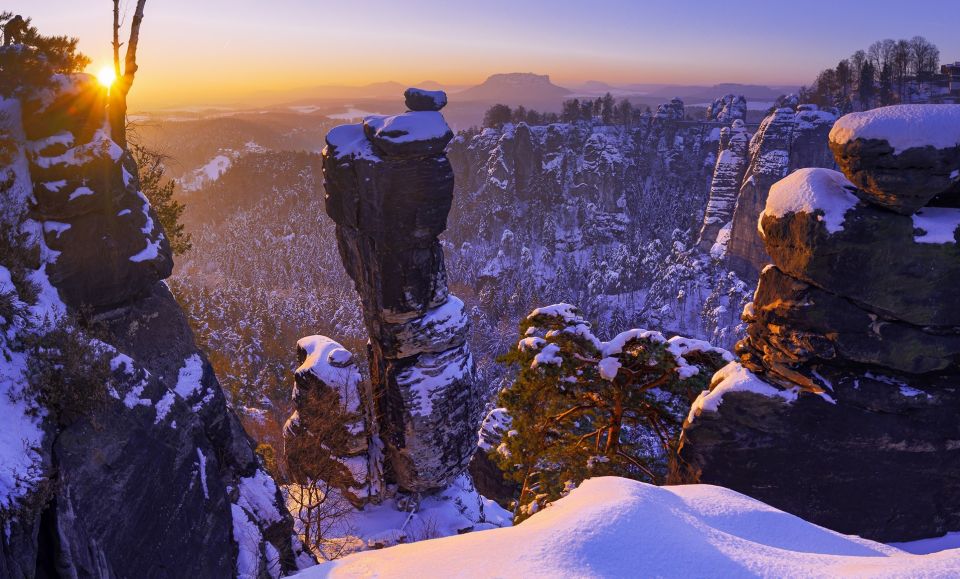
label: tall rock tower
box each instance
[321,89,483,492]
[677,105,960,542]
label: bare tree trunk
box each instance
[109,0,147,148]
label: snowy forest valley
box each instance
[4,3,960,578]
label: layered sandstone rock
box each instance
[676,105,960,542]
[698,119,750,252]
[24,75,173,310]
[320,90,483,493]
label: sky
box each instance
[9,0,960,109]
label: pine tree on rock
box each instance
[494,303,730,522]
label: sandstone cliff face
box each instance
[725,103,836,280]
[1,75,309,578]
[677,105,960,542]
[320,90,483,493]
[697,119,750,252]
[446,109,723,256]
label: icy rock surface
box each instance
[322,90,483,493]
[302,477,960,578]
[678,105,960,542]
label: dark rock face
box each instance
[24,76,173,311]
[831,138,960,214]
[1,75,309,577]
[404,87,448,112]
[746,266,960,376]
[698,120,750,251]
[760,193,960,327]
[726,103,836,280]
[321,91,483,493]
[678,364,960,542]
[677,105,960,542]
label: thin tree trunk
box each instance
[109,0,147,148]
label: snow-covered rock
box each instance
[830,105,960,215]
[698,119,751,250]
[322,90,483,493]
[726,101,837,280]
[679,105,960,542]
[0,73,309,577]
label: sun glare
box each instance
[97,66,117,88]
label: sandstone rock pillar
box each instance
[321,89,482,492]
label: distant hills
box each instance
[134,73,797,127]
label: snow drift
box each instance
[299,477,960,578]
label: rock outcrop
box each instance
[677,105,960,542]
[725,102,837,280]
[283,336,379,507]
[697,119,750,252]
[1,75,309,577]
[320,90,483,493]
[829,105,960,214]
[24,75,173,309]
[706,94,747,123]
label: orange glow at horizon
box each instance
[13,0,960,112]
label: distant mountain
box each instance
[454,73,571,108]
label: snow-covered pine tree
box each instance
[494,303,730,522]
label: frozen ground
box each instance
[297,477,960,578]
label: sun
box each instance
[97,66,117,88]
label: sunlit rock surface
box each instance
[677,105,960,542]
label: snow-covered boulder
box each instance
[759,169,960,327]
[830,105,960,214]
[284,336,377,507]
[299,477,960,578]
